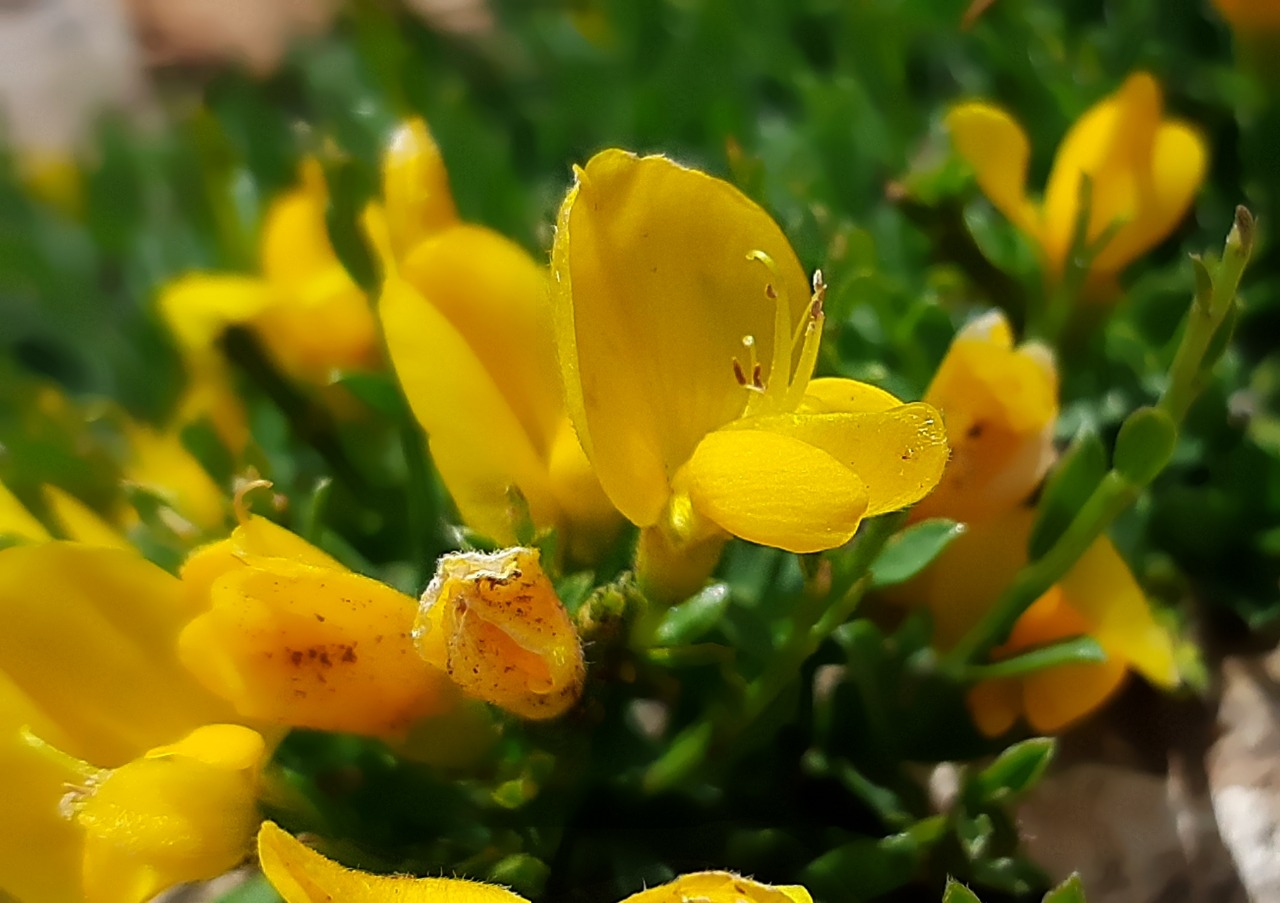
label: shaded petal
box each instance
[400,224,562,455]
[380,275,556,544]
[1021,655,1128,734]
[965,678,1022,739]
[1060,535,1179,688]
[729,403,949,517]
[258,821,531,903]
[675,429,868,553]
[123,424,226,534]
[553,150,812,526]
[946,103,1040,239]
[546,417,621,561]
[622,871,813,903]
[0,543,234,766]
[259,159,340,290]
[382,118,458,255]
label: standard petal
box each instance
[0,480,50,542]
[259,160,340,291]
[42,486,131,550]
[399,224,562,455]
[945,103,1039,239]
[552,150,813,526]
[380,274,557,544]
[257,821,531,903]
[676,429,868,554]
[157,274,276,351]
[382,118,458,255]
[0,543,234,766]
[728,404,949,518]
[1059,535,1179,688]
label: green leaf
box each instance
[332,372,409,420]
[799,831,922,902]
[869,518,965,588]
[655,582,732,645]
[943,878,985,903]
[963,636,1106,682]
[971,737,1055,805]
[1029,430,1107,559]
[1113,406,1178,488]
[1042,873,1087,903]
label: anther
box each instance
[732,359,749,386]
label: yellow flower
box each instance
[159,158,380,386]
[0,541,245,903]
[551,150,948,595]
[64,724,266,903]
[257,821,813,903]
[416,547,584,720]
[1214,0,1280,30]
[41,486,132,551]
[370,119,618,557]
[911,311,1057,525]
[121,420,227,536]
[178,509,459,739]
[947,73,1208,299]
[911,508,1178,736]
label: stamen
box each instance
[732,359,749,387]
[746,251,793,407]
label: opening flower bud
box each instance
[415,548,584,720]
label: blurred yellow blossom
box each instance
[911,509,1179,735]
[416,547,584,720]
[257,821,813,903]
[370,119,618,557]
[552,149,948,598]
[0,479,51,543]
[41,486,132,551]
[902,312,1177,734]
[1214,0,1280,31]
[122,420,227,536]
[947,72,1207,300]
[159,157,381,388]
[179,504,459,738]
[56,723,266,903]
[0,541,243,903]
[911,311,1057,525]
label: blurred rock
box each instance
[0,0,146,154]
[404,0,493,36]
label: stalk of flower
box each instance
[416,547,585,720]
[901,310,1177,734]
[367,118,619,559]
[551,149,949,601]
[256,820,814,903]
[946,72,1208,306]
[0,540,265,903]
[178,485,461,740]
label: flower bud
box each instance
[416,548,584,720]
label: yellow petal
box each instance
[174,354,251,455]
[380,273,556,544]
[0,542,234,766]
[914,311,1058,523]
[78,724,265,903]
[157,274,276,351]
[179,558,457,738]
[42,486,131,550]
[1091,119,1208,277]
[259,159,340,291]
[1020,654,1128,734]
[1041,73,1185,276]
[0,673,85,903]
[417,547,584,720]
[800,376,904,414]
[546,417,621,562]
[728,403,949,518]
[552,150,812,527]
[1059,535,1179,688]
[382,118,459,255]
[123,423,226,535]
[621,871,813,903]
[675,429,869,554]
[399,224,562,456]
[965,679,1022,738]
[945,103,1040,239]
[257,821,531,903]
[0,479,51,543]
